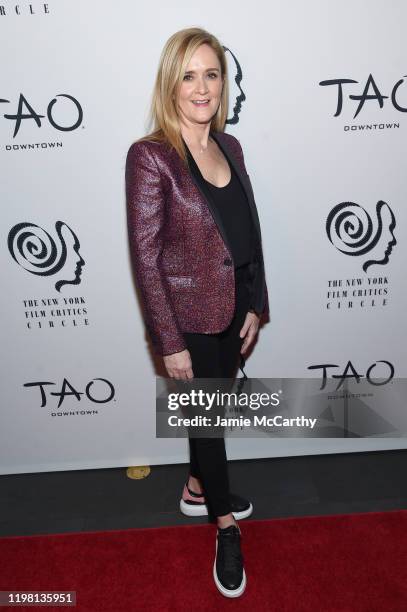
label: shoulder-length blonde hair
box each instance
[137,27,229,165]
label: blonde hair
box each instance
[138,27,229,165]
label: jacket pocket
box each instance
[166,275,196,289]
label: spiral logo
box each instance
[7,221,85,291]
[326,200,396,272]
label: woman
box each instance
[125,27,269,598]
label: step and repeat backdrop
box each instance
[1,1,406,474]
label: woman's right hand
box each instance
[163,349,194,380]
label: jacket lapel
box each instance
[210,131,262,242]
[183,137,234,257]
[183,132,261,261]
[182,132,266,313]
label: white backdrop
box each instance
[1,0,406,475]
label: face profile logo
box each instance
[326,201,396,272]
[7,221,85,291]
[223,46,246,125]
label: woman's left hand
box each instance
[239,311,260,354]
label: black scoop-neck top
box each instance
[186,146,255,269]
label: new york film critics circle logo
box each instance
[325,200,397,310]
[0,3,52,16]
[7,221,89,329]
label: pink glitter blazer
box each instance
[125,130,269,356]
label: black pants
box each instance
[183,264,252,517]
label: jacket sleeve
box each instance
[229,135,270,320]
[259,284,270,319]
[125,141,187,356]
[249,282,270,320]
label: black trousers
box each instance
[182,264,252,517]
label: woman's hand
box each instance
[163,349,194,380]
[239,311,260,354]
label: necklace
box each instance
[184,135,212,155]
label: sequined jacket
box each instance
[125,130,269,356]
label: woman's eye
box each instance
[183,73,218,81]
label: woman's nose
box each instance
[195,77,209,94]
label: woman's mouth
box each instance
[192,99,210,107]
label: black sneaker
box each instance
[213,525,246,597]
[180,482,253,520]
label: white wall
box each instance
[1,0,406,474]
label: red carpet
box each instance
[1,510,407,612]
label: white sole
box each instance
[213,537,247,598]
[180,499,253,520]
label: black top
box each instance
[187,149,255,269]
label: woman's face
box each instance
[177,43,223,127]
